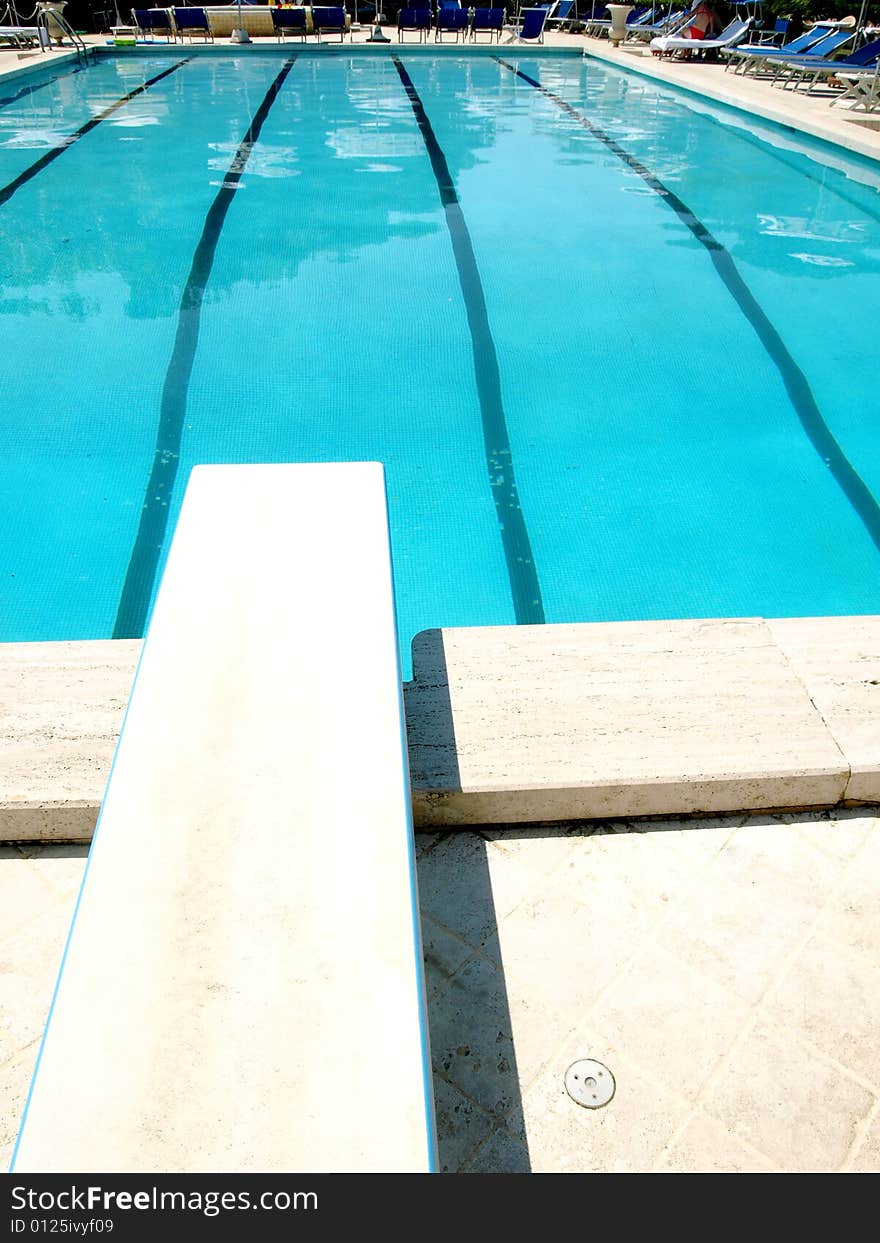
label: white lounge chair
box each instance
[650,15,752,59]
[0,23,45,47]
[832,61,880,111]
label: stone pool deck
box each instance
[1,618,878,1172]
[3,616,878,841]
[3,808,880,1172]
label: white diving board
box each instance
[12,463,437,1174]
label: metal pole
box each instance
[855,0,869,46]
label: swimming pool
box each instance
[1,49,879,676]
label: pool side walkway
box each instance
[3,808,880,1172]
[2,615,878,841]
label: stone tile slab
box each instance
[406,619,849,826]
[0,641,139,841]
[703,1019,875,1171]
[653,1110,776,1173]
[769,616,880,803]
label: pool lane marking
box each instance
[392,56,545,627]
[113,57,298,639]
[496,58,880,554]
[0,59,192,209]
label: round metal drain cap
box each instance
[564,1059,615,1109]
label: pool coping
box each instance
[2,615,878,841]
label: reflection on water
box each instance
[1,50,879,649]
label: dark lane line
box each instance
[0,59,192,209]
[393,56,545,626]
[113,57,298,638]
[498,58,880,553]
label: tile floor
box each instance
[2,809,878,1172]
[416,810,880,1172]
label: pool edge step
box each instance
[1,615,878,839]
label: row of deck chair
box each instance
[770,37,880,95]
[723,23,852,76]
[269,7,350,41]
[132,6,351,43]
[626,9,689,42]
[720,19,880,109]
[132,8,213,41]
[583,6,681,41]
[646,11,880,112]
[397,5,551,43]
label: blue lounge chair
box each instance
[132,9,176,41]
[470,7,505,41]
[626,8,689,42]
[398,6,432,40]
[172,7,213,41]
[754,28,855,79]
[504,6,550,43]
[272,7,308,40]
[546,0,576,29]
[311,5,347,40]
[435,5,469,39]
[772,35,878,91]
[751,17,791,48]
[723,23,835,74]
[650,16,752,59]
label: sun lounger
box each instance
[132,8,176,41]
[398,6,432,40]
[757,28,855,81]
[503,5,550,42]
[832,61,880,111]
[172,7,213,42]
[772,37,880,93]
[271,7,308,40]
[722,24,835,75]
[650,16,752,59]
[546,0,576,29]
[470,7,505,41]
[626,8,689,43]
[0,23,45,47]
[311,5,347,40]
[435,5,469,39]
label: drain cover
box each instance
[564,1059,615,1109]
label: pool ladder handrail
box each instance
[37,10,88,61]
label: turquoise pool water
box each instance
[1,50,879,675]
